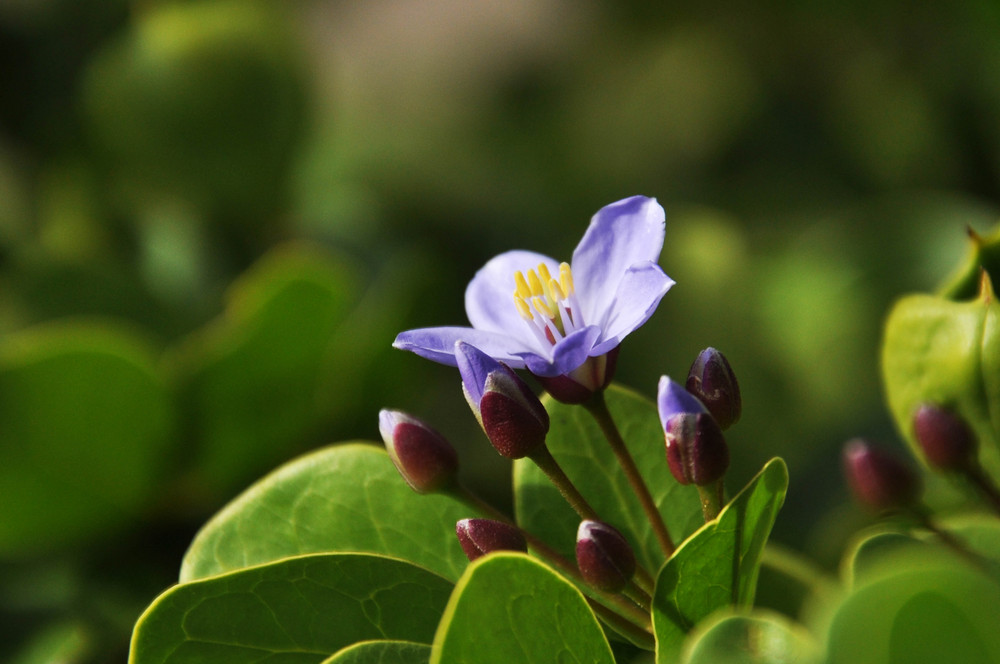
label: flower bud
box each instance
[686,347,741,430]
[378,409,458,493]
[912,403,977,471]
[657,375,708,423]
[663,412,730,486]
[575,520,636,592]
[456,341,549,459]
[535,348,619,405]
[455,518,527,562]
[842,439,921,512]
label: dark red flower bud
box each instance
[664,412,729,486]
[686,347,742,430]
[379,410,458,493]
[843,439,921,512]
[575,520,636,592]
[455,518,527,562]
[913,403,977,470]
[457,342,549,459]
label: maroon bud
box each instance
[535,348,618,405]
[843,439,921,512]
[686,347,742,430]
[479,388,548,459]
[575,520,636,592]
[913,403,977,470]
[664,412,729,486]
[455,518,527,562]
[379,410,458,493]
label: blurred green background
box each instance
[1,0,998,661]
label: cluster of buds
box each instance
[657,348,741,489]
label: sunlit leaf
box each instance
[181,443,475,583]
[431,553,614,664]
[652,458,788,663]
[131,553,452,664]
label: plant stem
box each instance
[587,599,655,650]
[697,479,725,522]
[912,504,989,572]
[527,446,600,521]
[584,392,675,556]
[963,462,1000,517]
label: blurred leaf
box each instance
[321,641,430,664]
[82,0,308,219]
[652,458,788,663]
[431,553,614,664]
[680,609,819,664]
[754,543,837,620]
[11,621,90,664]
[130,553,452,664]
[513,384,703,573]
[0,321,172,555]
[181,443,475,583]
[824,551,1000,664]
[881,278,1000,473]
[169,244,362,495]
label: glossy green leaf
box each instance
[0,322,172,555]
[168,245,362,496]
[652,458,788,663]
[513,384,703,572]
[825,552,1000,664]
[431,553,614,664]
[130,553,452,664]
[680,609,819,664]
[181,443,475,582]
[881,281,1000,470]
[321,640,430,664]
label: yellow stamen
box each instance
[532,296,556,319]
[514,296,533,320]
[527,270,544,296]
[548,278,565,301]
[559,263,574,296]
[537,263,552,285]
[514,271,532,299]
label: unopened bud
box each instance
[686,347,742,430]
[378,409,458,493]
[912,403,977,470]
[455,518,527,561]
[843,439,921,512]
[575,520,636,592]
[663,412,729,486]
[456,341,549,459]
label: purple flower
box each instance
[394,196,673,380]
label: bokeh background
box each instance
[2,1,999,661]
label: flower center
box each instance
[512,262,584,346]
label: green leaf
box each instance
[321,641,430,664]
[168,245,363,496]
[513,384,703,572]
[0,322,173,555]
[680,609,819,664]
[824,551,1000,664]
[431,553,615,664]
[130,553,452,664]
[652,458,788,663]
[881,281,1000,471]
[181,443,475,582]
